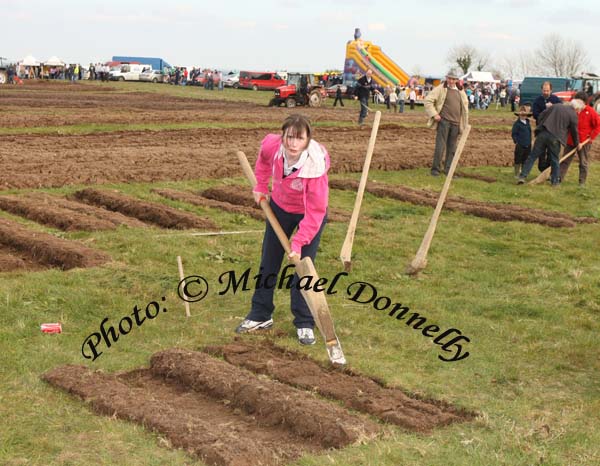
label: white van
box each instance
[109,64,151,81]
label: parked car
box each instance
[139,69,165,83]
[109,63,150,81]
[238,71,286,91]
[222,72,240,88]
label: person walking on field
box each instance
[333,85,344,107]
[354,69,374,125]
[517,101,581,186]
[559,91,600,186]
[235,114,330,347]
[511,105,532,178]
[424,69,469,176]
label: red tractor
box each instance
[554,73,600,113]
[269,73,327,108]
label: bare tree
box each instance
[500,50,544,80]
[447,44,492,74]
[537,33,589,76]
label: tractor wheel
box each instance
[233,83,239,89]
[594,97,600,115]
[152,78,158,83]
[119,76,125,81]
[252,84,258,91]
[0,70,7,85]
[286,97,297,108]
[308,90,323,107]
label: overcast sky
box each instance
[3,0,598,77]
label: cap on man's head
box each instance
[446,69,460,79]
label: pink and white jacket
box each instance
[253,133,330,254]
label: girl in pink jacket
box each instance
[235,115,330,346]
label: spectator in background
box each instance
[353,69,374,125]
[559,91,600,185]
[424,69,469,176]
[388,86,398,112]
[409,87,417,110]
[333,85,344,107]
[398,87,406,113]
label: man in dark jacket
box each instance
[354,69,374,125]
[532,81,563,171]
[517,101,582,186]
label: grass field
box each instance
[1,82,599,466]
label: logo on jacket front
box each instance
[290,179,303,191]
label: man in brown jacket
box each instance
[424,69,469,176]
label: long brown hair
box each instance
[281,114,312,141]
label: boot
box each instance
[514,164,521,179]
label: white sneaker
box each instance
[235,318,273,334]
[297,328,316,345]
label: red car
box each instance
[238,71,286,91]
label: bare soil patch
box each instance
[43,347,380,466]
[71,188,217,229]
[0,193,146,231]
[331,179,597,228]
[205,341,475,432]
[0,80,516,192]
[0,218,110,271]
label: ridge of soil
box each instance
[42,347,382,465]
[455,171,497,183]
[152,187,265,221]
[71,188,217,229]
[0,194,143,231]
[149,348,379,448]
[0,218,110,271]
[331,179,597,228]
[204,341,476,432]
[200,185,351,223]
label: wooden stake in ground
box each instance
[177,256,191,317]
[528,138,589,185]
[406,124,472,276]
[340,110,381,271]
[236,150,346,365]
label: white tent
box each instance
[44,56,65,67]
[461,71,499,83]
[21,55,40,66]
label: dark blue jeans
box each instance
[520,129,562,184]
[247,199,327,329]
[432,119,460,174]
[358,97,369,123]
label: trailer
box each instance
[111,56,172,71]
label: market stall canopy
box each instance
[461,71,500,83]
[44,56,65,67]
[21,55,40,66]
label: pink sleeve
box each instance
[254,134,281,194]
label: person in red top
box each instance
[560,91,600,185]
[235,114,330,346]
